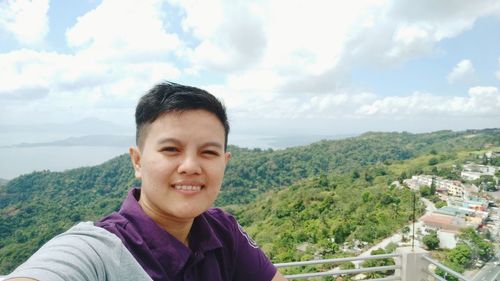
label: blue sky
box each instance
[0,0,499,141]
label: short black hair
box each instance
[135,81,230,150]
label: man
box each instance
[6,82,287,281]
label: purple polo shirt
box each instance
[95,188,277,281]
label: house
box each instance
[421,212,481,233]
[461,163,499,181]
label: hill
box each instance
[219,128,500,205]
[0,179,8,186]
[0,128,499,273]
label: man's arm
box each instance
[272,271,288,281]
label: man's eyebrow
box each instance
[157,138,223,149]
[201,142,224,149]
[157,138,182,145]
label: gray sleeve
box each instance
[5,222,151,281]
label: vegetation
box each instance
[422,231,440,250]
[435,227,494,281]
[361,248,396,279]
[0,128,499,274]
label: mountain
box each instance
[0,118,130,135]
[0,128,499,273]
[0,179,8,187]
[2,135,135,148]
[218,128,500,205]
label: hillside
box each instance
[0,179,8,187]
[219,129,500,205]
[0,128,499,273]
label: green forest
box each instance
[1,128,499,274]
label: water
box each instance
[0,146,129,180]
[0,133,351,180]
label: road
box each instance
[471,261,500,281]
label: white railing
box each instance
[421,256,471,281]
[275,253,401,280]
[273,247,473,281]
[0,247,476,281]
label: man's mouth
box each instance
[173,185,203,192]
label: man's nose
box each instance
[177,154,202,175]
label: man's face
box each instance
[130,109,230,222]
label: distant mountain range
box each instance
[1,135,135,148]
[0,178,8,186]
[0,118,130,135]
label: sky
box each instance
[1,0,500,145]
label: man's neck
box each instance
[138,200,194,247]
[156,217,193,247]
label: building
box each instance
[461,163,499,181]
[403,175,464,197]
[420,212,481,233]
[403,175,433,191]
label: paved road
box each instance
[472,248,500,281]
[471,262,500,281]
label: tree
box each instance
[398,171,408,183]
[422,231,440,250]
[402,226,411,242]
[447,244,473,268]
[339,262,355,270]
[361,248,395,278]
[435,201,447,209]
[436,261,463,281]
[420,185,431,197]
[428,157,439,166]
[430,178,436,195]
[458,228,494,261]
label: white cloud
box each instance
[0,0,49,45]
[356,87,500,117]
[447,59,476,84]
[0,48,181,125]
[176,0,266,72]
[173,0,500,96]
[2,0,500,133]
[66,0,181,62]
[0,0,186,124]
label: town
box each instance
[399,150,500,280]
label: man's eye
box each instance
[162,147,179,152]
[203,150,219,156]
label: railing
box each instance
[273,247,473,281]
[0,247,476,281]
[275,253,401,280]
[421,256,472,281]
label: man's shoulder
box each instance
[56,221,124,249]
[6,222,151,281]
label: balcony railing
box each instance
[273,247,472,281]
[0,247,476,281]
[421,256,472,281]
[275,253,401,280]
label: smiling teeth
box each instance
[175,185,201,191]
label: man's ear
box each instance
[129,146,142,179]
[224,151,231,165]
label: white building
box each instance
[461,163,499,181]
[403,175,464,197]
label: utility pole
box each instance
[412,192,416,251]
